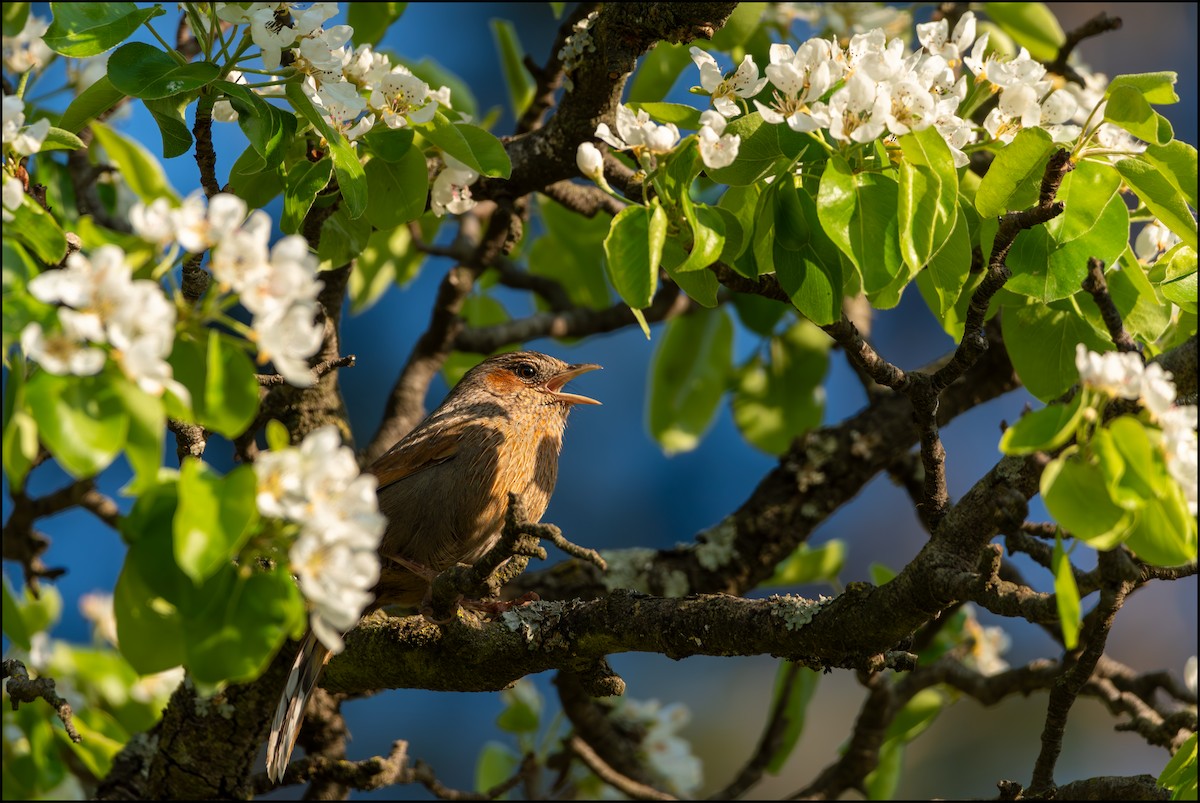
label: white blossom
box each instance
[80,592,119,647]
[595,104,680,157]
[1185,656,1198,697]
[1135,220,1181,264]
[257,426,387,654]
[1160,405,1198,516]
[67,54,111,93]
[697,110,740,169]
[431,154,480,217]
[755,39,840,133]
[1074,344,1144,400]
[689,47,767,118]
[612,698,702,796]
[916,11,976,65]
[883,78,935,136]
[962,604,1011,676]
[370,68,437,129]
[2,14,53,74]
[576,141,604,182]
[2,173,22,221]
[253,301,324,386]
[130,197,178,247]
[2,95,50,156]
[823,72,889,144]
[1140,363,1177,422]
[212,71,247,123]
[19,320,106,376]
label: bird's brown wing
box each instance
[369,424,460,491]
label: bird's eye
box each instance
[513,363,537,380]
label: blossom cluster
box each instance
[1075,345,1198,515]
[610,698,702,796]
[213,2,475,216]
[254,426,386,653]
[131,192,326,387]
[21,245,188,402]
[2,95,49,221]
[1,13,52,74]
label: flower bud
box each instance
[576,141,612,192]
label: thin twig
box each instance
[256,354,356,386]
[569,735,677,801]
[3,658,82,743]
[1046,12,1124,85]
[1082,257,1140,354]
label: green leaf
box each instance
[731,292,787,336]
[677,204,726,273]
[1159,245,1198,313]
[491,18,535,117]
[982,3,1065,62]
[918,202,973,320]
[58,75,127,134]
[26,370,128,478]
[1051,531,1081,649]
[318,205,373,268]
[1142,140,1198,210]
[2,401,38,491]
[110,375,166,496]
[114,540,187,674]
[999,394,1084,455]
[8,196,68,264]
[362,126,414,162]
[1006,161,1128,302]
[897,127,958,273]
[286,82,367,219]
[218,80,296,169]
[1115,157,1197,251]
[143,92,196,159]
[1041,450,1131,545]
[2,576,31,650]
[1107,72,1180,105]
[773,180,843,325]
[647,307,733,454]
[975,127,1055,218]
[603,203,665,310]
[226,145,284,208]
[817,157,904,306]
[350,221,432,314]
[1159,733,1198,797]
[346,2,405,47]
[37,126,86,152]
[44,2,163,57]
[707,113,817,185]
[530,197,612,310]
[475,742,520,794]
[1104,85,1173,146]
[627,41,692,104]
[3,2,30,37]
[90,120,180,203]
[1003,302,1110,402]
[628,102,704,130]
[1124,491,1197,567]
[365,147,429,230]
[107,42,218,99]
[732,320,829,454]
[422,113,513,179]
[203,330,259,438]
[710,2,766,50]
[282,158,333,234]
[764,662,820,774]
[495,681,542,733]
[174,459,259,583]
[764,541,845,587]
[184,562,304,685]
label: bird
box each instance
[266,351,601,783]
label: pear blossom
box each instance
[933,99,975,167]
[2,14,53,74]
[2,173,22,222]
[595,104,680,157]
[19,320,106,376]
[575,140,613,194]
[1160,405,1198,515]
[431,154,480,217]
[343,43,394,87]
[1075,344,1144,400]
[689,47,767,118]
[1141,363,1178,422]
[611,698,702,796]
[239,235,323,318]
[755,40,840,133]
[130,197,178,247]
[248,2,339,71]
[253,301,324,386]
[212,71,247,123]
[883,78,935,136]
[370,68,437,129]
[822,72,889,144]
[293,23,353,83]
[916,11,976,65]
[67,54,111,93]
[697,110,740,169]
[962,604,1011,676]
[983,84,1079,144]
[79,592,119,647]
[2,95,50,156]
[1135,220,1181,264]
[256,426,387,653]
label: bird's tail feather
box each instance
[266,630,330,784]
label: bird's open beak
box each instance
[544,363,602,405]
